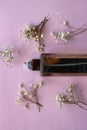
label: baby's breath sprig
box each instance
[21,15,50,52]
[51,20,87,43]
[0,46,14,66]
[16,81,44,112]
[56,84,87,111]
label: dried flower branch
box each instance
[0,46,14,66]
[51,20,87,43]
[16,81,44,112]
[21,15,50,52]
[56,84,87,111]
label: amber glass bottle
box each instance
[24,53,87,76]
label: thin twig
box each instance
[24,96,43,108]
[76,103,87,111]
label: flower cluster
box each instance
[16,81,44,112]
[56,84,87,110]
[21,15,50,52]
[0,46,14,66]
[51,31,72,43]
[51,21,87,43]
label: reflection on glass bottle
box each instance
[23,54,87,76]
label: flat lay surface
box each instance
[0,0,87,130]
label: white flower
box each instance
[30,84,34,87]
[29,94,33,99]
[38,81,43,88]
[56,95,62,102]
[67,87,72,93]
[61,32,65,37]
[62,21,67,25]
[56,95,60,100]
[18,83,24,88]
[16,98,22,104]
[40,34,44,38]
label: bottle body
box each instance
[40,53,87,76]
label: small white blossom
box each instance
[16,81,44,112]
[56,84,87,110]
[51,22,87,44]
[21,15,49,52]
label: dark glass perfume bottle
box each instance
[23,53,87,76]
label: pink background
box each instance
[0,0,87,130]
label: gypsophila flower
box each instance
[56,84,87,111]
[16,81,44,112]
[37,81,44,89]
[18,83,24,88]
[0,46,14,66]
[21,15,50,52]
[51,19,87,43]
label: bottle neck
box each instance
[31,59,40,70]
